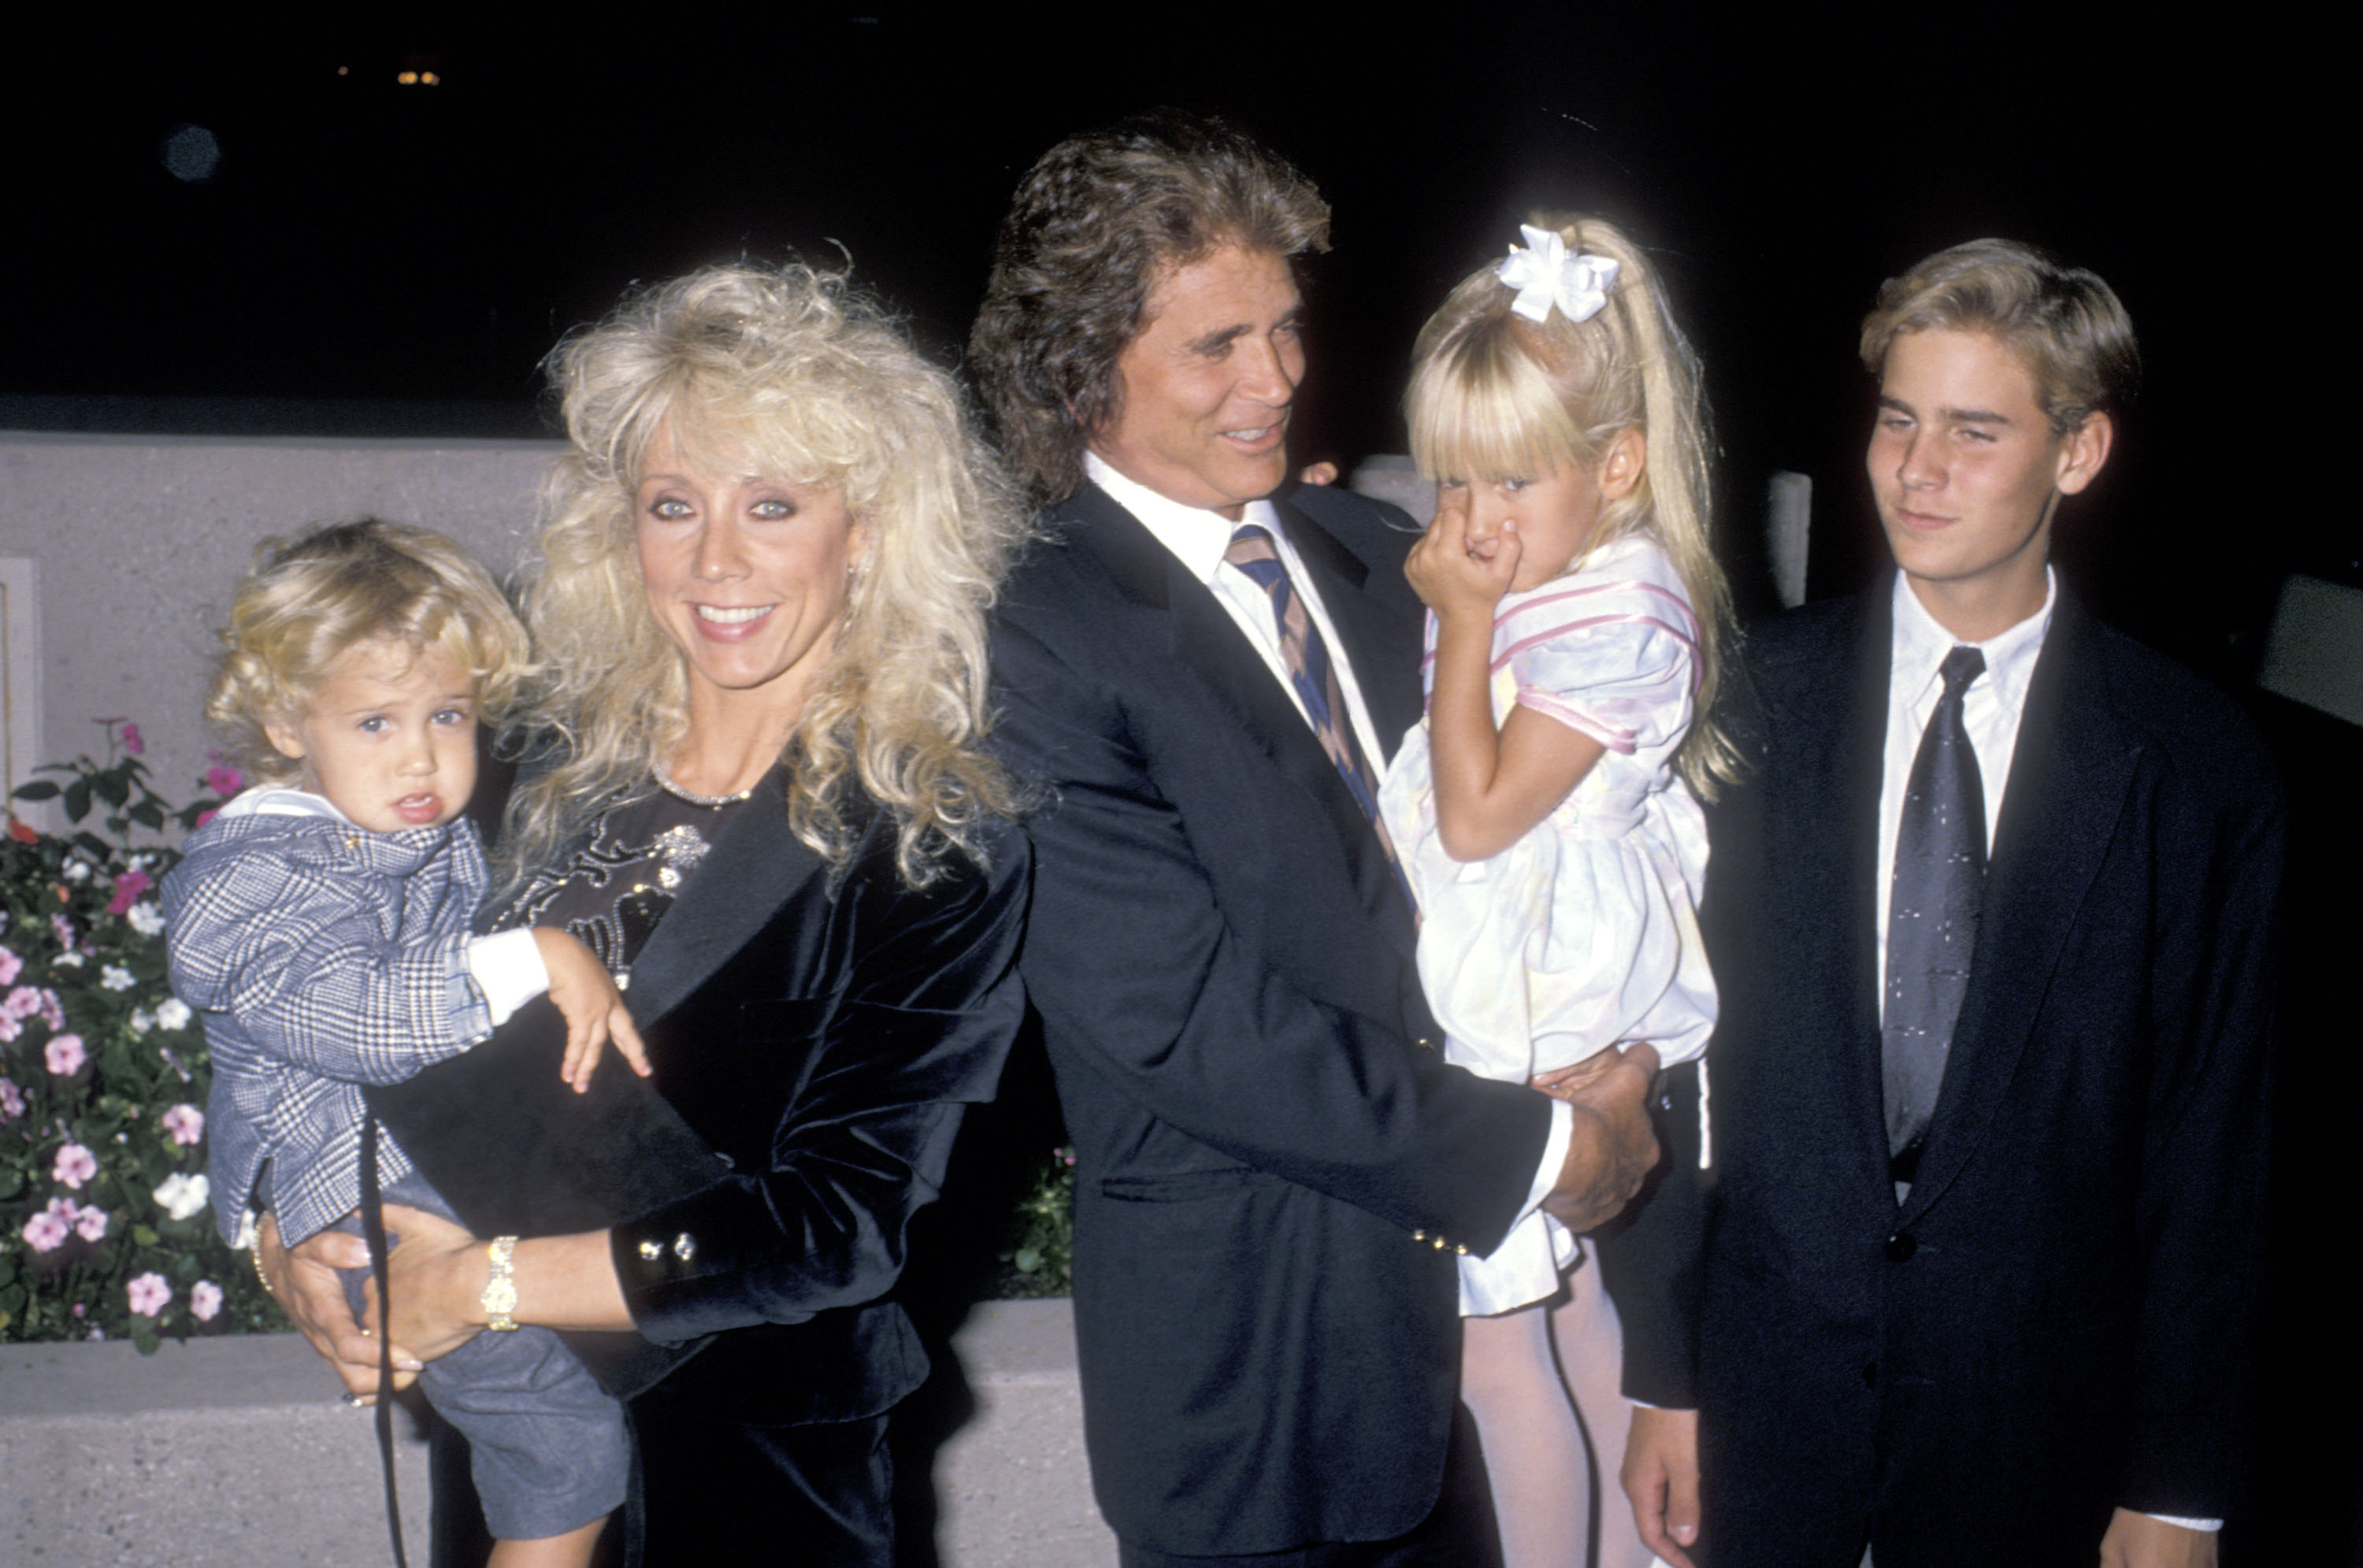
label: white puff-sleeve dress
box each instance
[1378,533,1716,1316]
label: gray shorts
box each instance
[337,1173,629,1541]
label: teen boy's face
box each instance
[264,639,478,834]
[1868,327,2110,639]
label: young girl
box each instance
[162,521,649,1568]
[1377,217,1735,1568]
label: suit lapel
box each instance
[1902,594,2138,1218]
[1059,484,1408,926]
[624,770,829,1029]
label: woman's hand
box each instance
[1405,484,1519,625]
[373,1202,492,1364]
[533,927,653,1092]
[258,1211,422,1401]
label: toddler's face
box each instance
[264,637,478,834]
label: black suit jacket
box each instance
[990,481,1554,1555]
[380,777,1030,1428]
[1616,584,2283,1566]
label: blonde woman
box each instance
[264,262,1030,1565]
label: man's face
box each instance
[1090,244,1305,519]
[1867,326,2109,637]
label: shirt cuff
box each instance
[1522,1098,1575,1220]
[465,929,550,1027]
[2145,1515,2221,1532]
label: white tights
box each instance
[1459,1250,1656,1568]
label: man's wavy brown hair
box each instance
[969,109,1330,503]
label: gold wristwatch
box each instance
[482,1236,520,1331]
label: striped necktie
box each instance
[1224,522,1401,879]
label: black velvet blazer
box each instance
[373,776,1029,1425]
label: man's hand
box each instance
[1622,1405,1701,1568]
[1537,1041,1660,1232]
[2099,1508,2217,1568]
[258,1211,421,1402]
[532,927,651,1093]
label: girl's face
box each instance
[1437,428,1643,593]
[264,638,479,833]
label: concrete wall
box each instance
[0,1299,1114,1566]
[0,431,562,822]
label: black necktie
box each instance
[1883,645,1987,1166]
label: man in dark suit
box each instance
[972,111,1664,1566]
[1614,241,2282,1568]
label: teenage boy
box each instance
[1616,239,2282,1568]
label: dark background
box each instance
[7,10,2350,1562]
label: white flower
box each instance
[153,1171,210,1221]
[100,965,136,992]
[129,1008,155,1036]
[127,903,166,936]
[62,859,91,884]
[155,997,192,1031]
[53,951,84,969]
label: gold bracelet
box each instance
[250,1234,273,1296]
[481,1236,520,1331]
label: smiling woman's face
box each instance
[633,421,866,725]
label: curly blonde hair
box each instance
[1405,214,1740,798]
[205,520,531,785]
[503,261,1027,888]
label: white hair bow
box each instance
[1496,225,1620,325]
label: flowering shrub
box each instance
[997,1145,1076,1299]
[1,727,281,1350]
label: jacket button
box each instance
[673,1233,696,1262]
[1885,1232,1916,1262]
[637,1239,662,1261]
[1861,1362,1878,1388]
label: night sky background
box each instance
[6,10,2351,1560]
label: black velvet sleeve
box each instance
[611,827,1031,1347]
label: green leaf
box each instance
[63,779,91,822]
[9,780,61,802]
[132,1225,160,1247]
[127,802,165,830]
[92,772,130,808]
[134,1328,161,1355]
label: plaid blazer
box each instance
[162,791,492,1246]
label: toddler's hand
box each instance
[531,928,652,1093]
[1405,484,1519,621]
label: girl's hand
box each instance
[1405,484,1519,623]
[370,1202,492,1364]
[533,927,652,1092]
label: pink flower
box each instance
[0,1077,23,1119]
[2,985,39,1020]
[191,1280,224,1321]
[106,868,154,915]
[161,1103,205,1146]
[51,914,76,952]
[46,1033,87,1076]
[37,989,62,1029]
[0,947,20,985]
[206,765,244,797]
[0,1012,18,1043]
[53,1142,98,1189]
[22,1207,69,1252]
[126,1272,172,1316]
[121,722,143,755]
[74,1203,109,1241]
